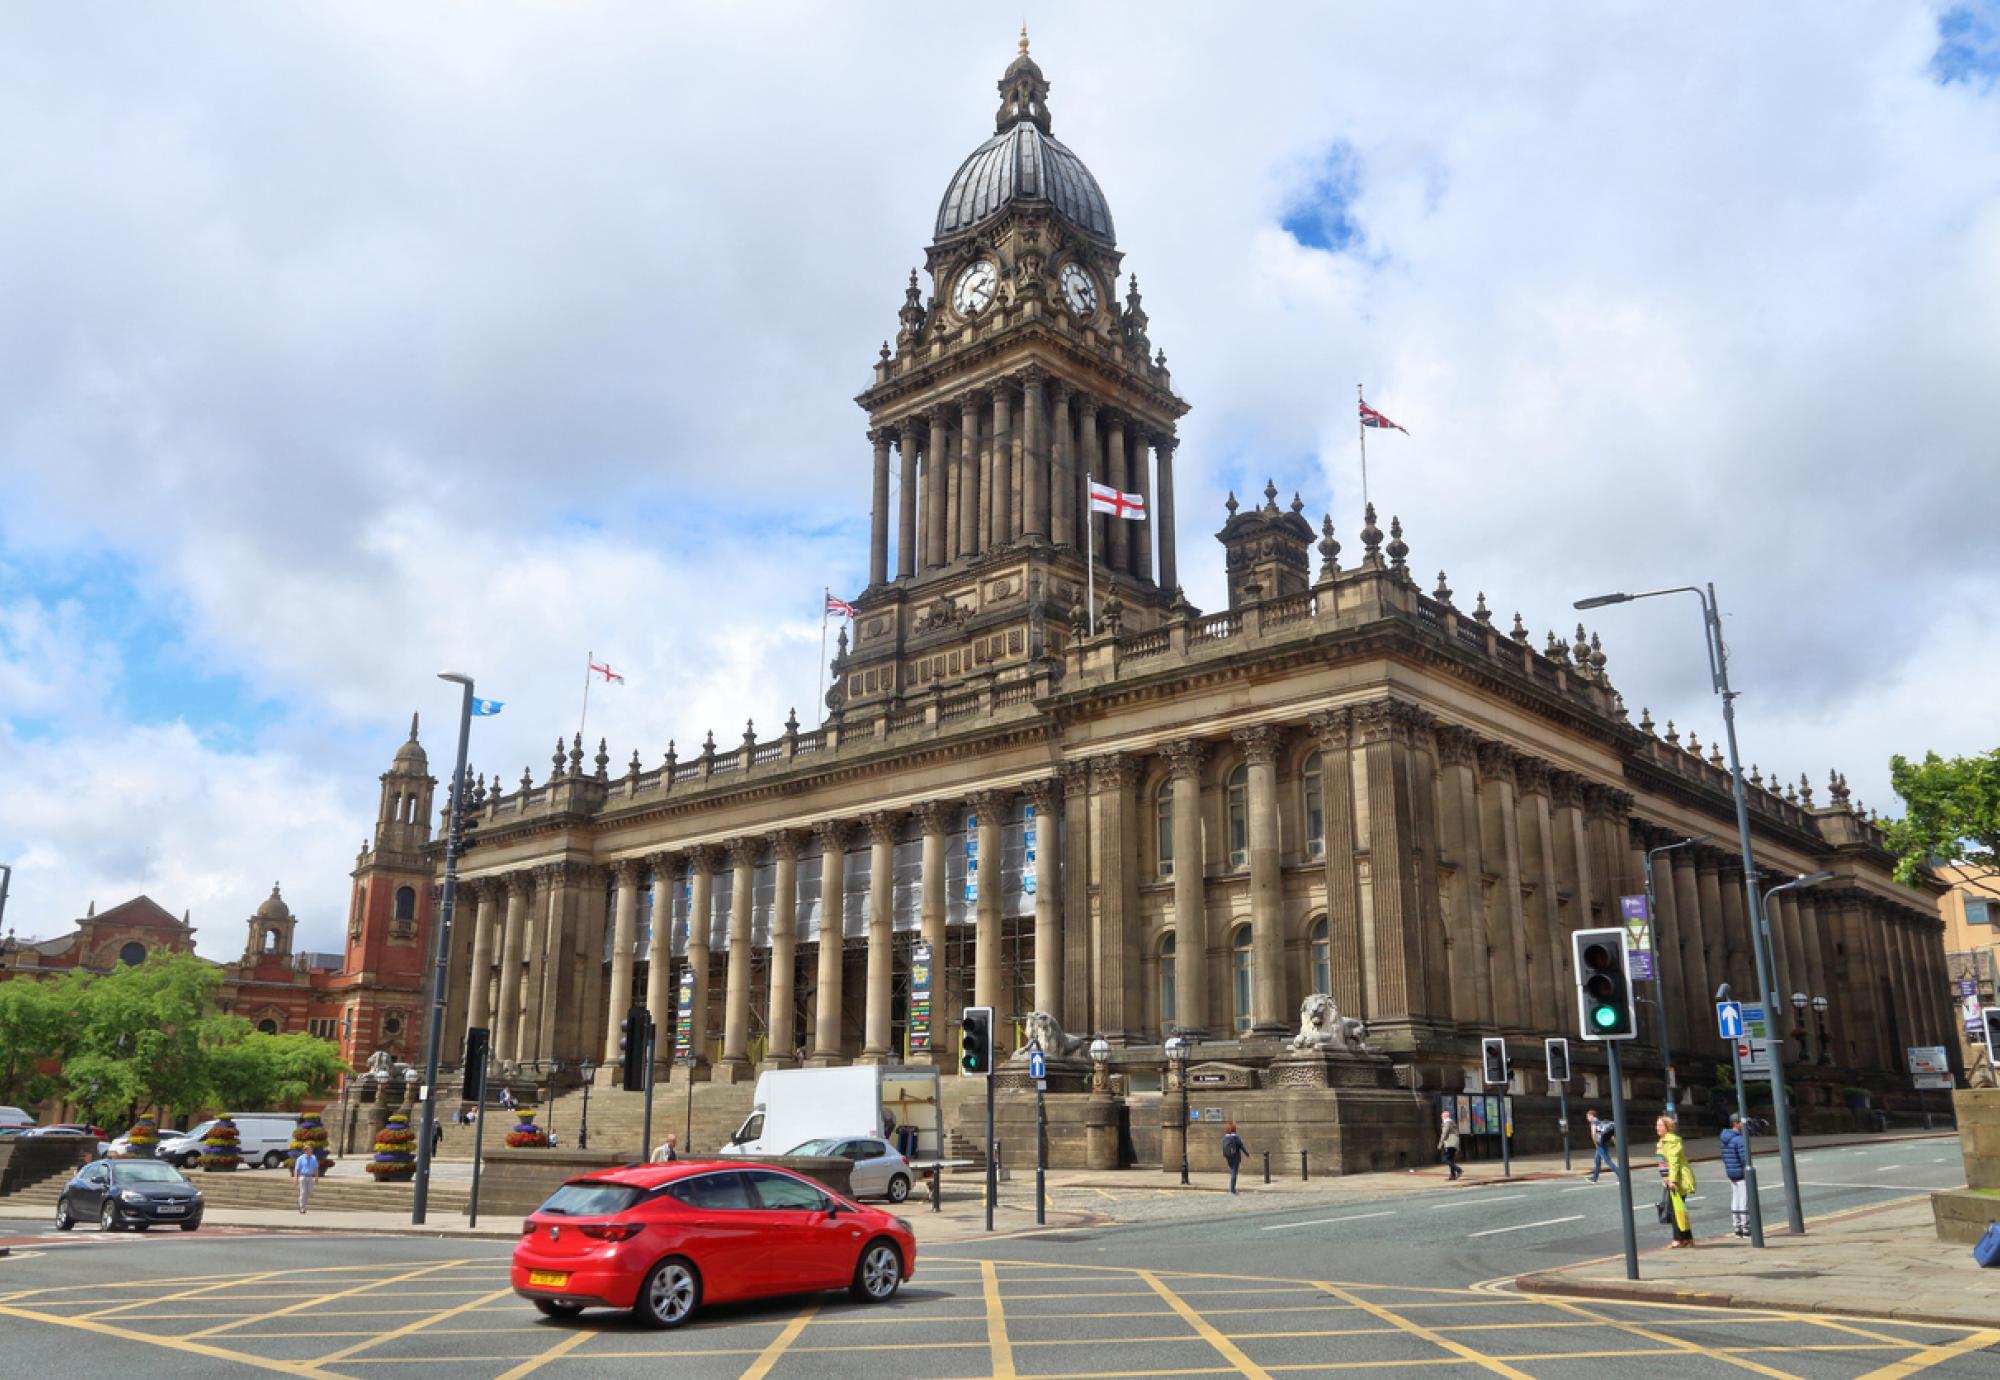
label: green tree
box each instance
[207,1030,346,1111]
[0,977,70,1107]
[1886,747,2000,899]
[62,953,228,1122]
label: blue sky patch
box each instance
[1932,1,2000,85]
[1281,141,1366,253]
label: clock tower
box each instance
[837,30,1188,711]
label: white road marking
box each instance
[1426,1193,1528,1211]
[1875,1165,1902,1173]
[1259,1210,1395,1231]
[1467,1214,1585,1237]
[1793,1180,1947,1191]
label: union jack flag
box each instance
[825,593,856,618]
[1359,399,1409,434]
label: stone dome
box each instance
[392,711,427,770]
[935,122,1115,244]
[256,883,291,921]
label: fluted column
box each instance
[1130,430,1152,582]
[1090,756,1141,1042]
[1022,366,1047,539]
[465,880,499,1037]
[861,812,899,1063]
[1025,778,1063,1021]
[896,419,920,579]
[1163,739,1209,1035]
[1436,727,1494,1027]
[685,848,716,1069]
[494,873,529,1064]
[1797,896,1829,1062]
[968,790,1006,1019]
[990,381,1014,547]
[1060,761,1094,1036]
[766,832,800,1067]
[927,404,952,569]
[521,863,557,1063]
[719,838,758,1078]
[1156,436,1178,591]
[1513,760,1566,1030]
[1077,397,1102,562]
[602,861,642,1064]
[1234,724,1288,1035]
[1105,410,1129,571]
[1309,711,1364,1018]
[645,854,678,1071]
[1480,743,1531,1030]
[869,428,890,587]
[440,881,476,1063]
[811,822,849,1063]
[957,392,981,558]
[1050,380,1074,548]
[1719,865,1756,1013]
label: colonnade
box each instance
[864,368,1180,591]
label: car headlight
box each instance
[893,1215,913,1235]
[121,1190,146,1203]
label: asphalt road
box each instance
[0,1135,1989,1379]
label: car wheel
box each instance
[179,1219,200,1232]
[54,1198,74,1231]
[264,1150,285,1169]
[533,1300,584,1319]
[99,1201,121,1232]
[636,1256,701,1329]
[886,1173,911,1204]
[851,1238,903,1302]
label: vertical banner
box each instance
[1618,894,1655,980]
[673,967,695,1062]
[1022,803,1038,896]
[909,943,933,1054]
[963,812,979,903]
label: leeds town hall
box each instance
[401,39,1956,1165]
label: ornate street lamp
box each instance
[1164,1034,1190,1185]
[1790,991,1810,1060]
[1087,1037,1111,1095]
[578,1060,595,1150]
[1811,995,1831,1062]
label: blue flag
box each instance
[471,698,504,717]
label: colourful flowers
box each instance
[199,1115,241,1172]
[366,1112,418,1180]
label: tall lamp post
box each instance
[1811,995,1830,1062]
[412,671,478,1227]
[1790,992,1811,1061]
[578,1060,595,1150]
[1643,833,1711,1115]
[1165,1033,1191,1185]
[1576,581,1806,1234]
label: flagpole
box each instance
[1085,472,1097,637]
[816,589,830,727]
[1356,383,1370,512]
[579,649,593,742]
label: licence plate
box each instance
[156,1204,185,1215]
[528,1270,570,1289]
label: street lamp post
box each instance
[1812,995,1830,1063]
[1165,1033,1191,1185]
[1643,833,1711,1115]
[579,1060,594,1150]
[1790,992,1810,1061]
[412,671,478,1227]
[1576,581,1807,1235]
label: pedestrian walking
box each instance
[1220,1123,1247,1195]
[1437,1110,1463,1180]
[651,1132,679,1163]
[1719,1113,1750,1238]
[292,1145,321,1214]
[1655,1114,1696,1247]
[431,1121,444,1156]
[1586,1108,1618,1181]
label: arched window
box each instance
[1310,917,1331,997]
[1159,931,1177,1033]
[1226,764,1249,869]
[257,1018,278,1035]
[394,886,416,922]
[1155,780,1174,878]
[1230,926,1253,1033]
[119,941,146,967]
[1303,751,1325,858]
[262,928,278,953]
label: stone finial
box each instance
[879,339,890,362]
[1589,632,1607,679]
[1664,719,1680,747]
[1546,630,1568,663]
[594,737,610,779]
[1385,516,1408,572]
[1224,490,1239,519]
[1572,623,1591,668]
[1709,743,1724,768]
[1799,772,1814,806]
[1686,729,1701,755]
[1101,593,1125,636]
[552,738,566,777]
[701,729,717,758]
[1317,514,1340,579]
[665,739,678,772]
[1262,478,1279,513]
[1474,592,1492,624]
[743,719,757,748]
[1510,612,1529,644]
[1638,706,1655,734]
[1783,782,1798,803]
[628,748,642,778]
[521,765,533,793]
[1613,693,1629,722]
[1290,491,1304,515]
[569,733,585,775]
[836,625,849,658]
[1360,503,1383,564]
[1749,763,1763,788]
[1829,769,1851,806]
[1433,571,1453,606]
[785,707,800,737]
[473,773,487,806]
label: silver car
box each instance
[786,1136,913,1203]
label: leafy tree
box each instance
[62,953,228,1123]
[0,977,70,1107]
[207,1030,346,1111]
[1886,747,2000,899]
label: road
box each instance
[0,1135,1989,1378]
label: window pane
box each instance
[539,1182,641,1216]
[747,1170,828,1211]
[666,1171,752,1211]
[1969,899,1992,926]
[1157,794,1174,872]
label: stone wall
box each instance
[1932,1088,2000,1244]
[0,1134,100,1198]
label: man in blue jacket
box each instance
[1720,1113,1750,1238]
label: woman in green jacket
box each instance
[1655,1114,1696,1247]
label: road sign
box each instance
[1629,950,1655,981]
[1027,1049,1046,1087]
[1716,1001,1744,1039]
[1907,1046,1949,1076]
[1739,1004,1772,1081]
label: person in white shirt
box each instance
[651,1132,679,1163]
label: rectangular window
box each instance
[306,1018,336,1040]
[1968,898,1993,926]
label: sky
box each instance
[3,2,1997,959]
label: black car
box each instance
[56,1157,204,1232]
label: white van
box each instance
[723,1065,942,1161]
[159,1114,301,1169]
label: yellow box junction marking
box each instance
[981,1259,1019,1379]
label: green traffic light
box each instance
[1592,1006,1619,1029]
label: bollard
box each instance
[1262,1150,1271,1184]
[928,1166,941,1213]
[1301,1149,1309,1182]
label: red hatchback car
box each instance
[512,1161,917,1328]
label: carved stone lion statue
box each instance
[1012,1010,1087,1059]
[365,1049,394,1080]
[1290,993,1370,1054]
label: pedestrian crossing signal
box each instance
[619,1008,652,1092]
[1545,1037,1570,1084]
[960,1006,994,1076]
[1573,928,1638,1041]
[1481,1037,1510,1087]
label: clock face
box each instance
[1060,263,1098,317]
[953,260,998,316]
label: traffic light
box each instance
[1481,1036,1510,1087]
[1544,1036,1570,1085]
[461,1026,490,1102]
[619,1008,652,1092]
[1573,927,1638,1040]
[960,1006,994,1075]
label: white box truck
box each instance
[722,1064,943,1161]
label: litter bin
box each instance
[1871,1109,1889,1133]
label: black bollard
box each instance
[928,1167,941,1213]
[1262,1150,1271,1184]
[1301,1149,1310,1181]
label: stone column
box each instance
[1022,366,1046,540]
[1479,742,1531,1030]
[1156,436,1179,592]
[1354,701,1429,1022]
[494,873,529,1064]
[861,812,899,1063]
[869,428,890,587]
[1404,713,1454,1019]
[1162,740,1209,1035]
[645,854,678,1071]
[1130,430,1152,582]
[1827,895,1877,1068]
[1308,711,1364,1019]
[685,847,716,1069]
[602,861,642,1064]
[914,801,952,1065]
[521,863,557,1064]
[1077,397,1102,564]
[1650,842,1695,1052]
[1435,727,1494,1028]
[958,392,981,558]
[1026,778,1063,1021]
[765,832,800,1068]
[927,404,952,569]
[990,381,1014,547]
[811,822,849,1064]
[465,880,499,1037]
[1549,774,1595,969]
[718,839,758,1080]
[1513,759,1567,1031]
[968,790,1007,1018]
[440,882,477,1064]
[1105,411,1129,572]
[1050,380,1074,548]
[1797,897,1830,1062]
[1090,756,1142,1042]
[1720,865,1759,1013]
[1060,760,1094,1036]
[1776,892,1810,1060]
[1234,724,1288,1035]
[896,420,920,580]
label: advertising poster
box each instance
[1485,1095,1502,1137]
[673,967,695,1062]
[963,813,979,902]
[1470,1097,1488,1135]
[1023,803,1038,895]
[909,943,933,1053]
[1455,1094,1472,1129]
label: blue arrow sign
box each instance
[1716,1001,1744,1039]
[1028,1049,1047,1081]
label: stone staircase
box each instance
[526,1078,760,1158]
